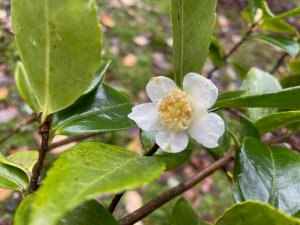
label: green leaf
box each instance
[241,68,282,121]
[288,60,300,74]
[15,194,118,225]
[235,137,300,215]
[58,200,118,225]
[28,142,165,225]
[261,20,297,34]
[171,0,217,86]
[216,90,246,102]
[0,163,28,191]
[260,1,297,34]
[0,151,38,192]
[172,198,200,225]
[280,75,300,88]
[238,116,260,140]
[52,83,135,135]
[250,35,300,56]
[272,7,300,21]
[11,0,102,122]
[215,201,300,225]
[14,194,35,225]
[14,62,41,111]
[255,111,300,134]
[214,86,300,110]
[82,61,111,95]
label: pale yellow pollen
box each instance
[158,89,194,131]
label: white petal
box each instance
[146,76,177,102]
[188,112,225,148]
[128,103,160,131]
[183,73,218,109]
[156,128,189,153]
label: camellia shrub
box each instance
[1,0,300,224]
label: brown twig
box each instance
[0,114,37,146]
[208,23,258,79]
[119,152,234,225]
[49,133,100,150]
[270,52,288,74]
[108,144,159,213]
[28,115,52,193]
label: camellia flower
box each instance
[128,73,225,153]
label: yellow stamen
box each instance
[158,89,194,131]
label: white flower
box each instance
[128,73,225,153]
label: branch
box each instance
[119,152,234,225]
[28,115,52,193]
[108,144,159,213]
[208,23,258,79]
[270,52,288,74]
[48,133,100,150]
[0,114,37,146]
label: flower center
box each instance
[158,89,194,131]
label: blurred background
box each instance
[0,0,299,224]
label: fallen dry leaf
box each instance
[0,87,9,100]
[0,107,19,123]
[121,0,137,7]
[134,35,149,46]
[122,53,138,67]
[0,189,13,202]
[100,14,116,28]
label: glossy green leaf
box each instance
[15,194,118,225]
[12,0,102,122]
[280,75,300,88]
[14,194,35,225]
[241,68,281,121]
[29,142,165,225]
[52,83,135,135]
[82,61,111,95]
[261,20,297,34]
[272,7,300,21]
[235,137,300,215]
[58,200,118,225]
[214,86,300,109]
[255,111,300,134]
[171,0,217,86]
[237,116,260,140]
[0,163,28,191]
[250,35,300,56]
[260,1,297,34]
[288,60,300,74]
[172,198,201,225]
[215,201,300,225]
[6,151,38,178]
[140,131,193,170]
[14,62,40,111]
[0,151,38,192]
[216,90,246,102]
